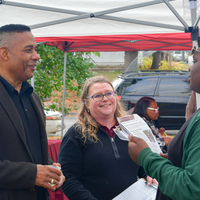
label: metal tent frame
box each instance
[1,0,199,138]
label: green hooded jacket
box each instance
[138,110,200,200]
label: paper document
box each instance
[114,114,162,154]
[112,178,157,200]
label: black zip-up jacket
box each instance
[58,124,146,200]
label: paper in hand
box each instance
[114,114,162,154]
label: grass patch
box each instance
[93,71,121,82]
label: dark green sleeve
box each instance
[138,139,200,200]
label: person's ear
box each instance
[0,47,9,61]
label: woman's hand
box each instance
[163,136,172,147]
[159,127,166,136]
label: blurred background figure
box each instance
[58,76,156,200]
[133,96,172,152]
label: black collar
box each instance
[0,76,33,96]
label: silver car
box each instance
[44,109,66,134]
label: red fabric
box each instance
[99,122,118,138]
[35,32,194,52]
[48,140,69,200]
[48,140,62,163]
[48,189,69,200]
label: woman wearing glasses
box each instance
[133,96,170,153]
[58,76,156,200]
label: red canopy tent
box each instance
[35,32,193,52]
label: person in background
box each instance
[128,43,200,200]
[133,96,171,152]
[58,76,157,200]
[0,24,65,200]
[185,90,197,120]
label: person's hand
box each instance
[52,162,61,168]
[52,163,65,190]
[128,135,149,164]
[35,164,64,191]
[146,176,158,186]
[163,136,172,147]
[159,127,165,136]
[55,170,65,190]
[160,152,168,159]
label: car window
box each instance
[158,77,191,97]
[118,77,158,96]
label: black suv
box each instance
[112,70,191,130]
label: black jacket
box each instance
[58,124,146,200]
[0,82,52,200]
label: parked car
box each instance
[112,70,191,130]
[44,109,66,134]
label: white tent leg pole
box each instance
[61,51,67,139]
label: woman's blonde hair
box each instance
[76,76,126,143]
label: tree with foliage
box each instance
[32,44,99,113]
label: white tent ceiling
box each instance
[1,0,200,52]
[0,0,199,37]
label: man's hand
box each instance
[35,164,65,191]
[52,163,65,190]
[128,135,149,164]
[55,170,65,190]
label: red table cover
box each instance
[48,140,69,200]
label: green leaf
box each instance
[34,44,98,114]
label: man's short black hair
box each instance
[0,24,31,34]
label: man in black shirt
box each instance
[0,24,65,200]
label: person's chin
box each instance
[190,84,200,94]
[100,110,113,116]
[28,74,34,80]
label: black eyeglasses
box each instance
[191,46,200,56]
[86,91,117,102]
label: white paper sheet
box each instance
[114,114,162,154]
[112,179,157,200]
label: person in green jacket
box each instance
[128,44,200,200]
